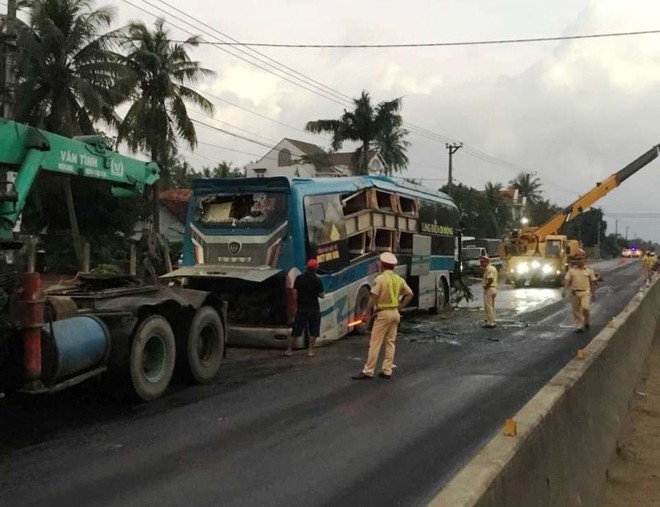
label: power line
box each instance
[123,0,579,191]
[151,29,660,48]
[105,28,660,49]
[153,0,354,105]
[121,0,351,107]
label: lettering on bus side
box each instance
[420,222,454,236]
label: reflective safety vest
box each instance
[377,270,404,310]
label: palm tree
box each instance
[12,0,130,136]
[11,0,132,268]
[377,121,410,175]
[118,19,214,231]
[509,172,543,205]
[305,90,408,175]
[118,18,215,182]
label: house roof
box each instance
[283,138,325,155]
[159,189,192,223]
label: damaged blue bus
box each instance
[164,176,459,348]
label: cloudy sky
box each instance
[110,0,660,242]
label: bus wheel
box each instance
[353,286,371,334]
[430,279,448,314]
[186,306,225,384]
[130,315,176,401]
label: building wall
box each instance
[245,139,316,178]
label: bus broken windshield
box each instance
[194,192,286,229]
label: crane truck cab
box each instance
[507,235,580,288]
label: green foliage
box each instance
[117,18,215,177]
[563,208,607,247]
[509,172,544,205]
[440,183,509,238]
[13,0,130,136]
[306,90,409,175]
[526,198,560,227]
[200,161,244,179]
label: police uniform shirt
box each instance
[294,271,324,315]
[372,271,413,309]
[565,265,596,291]
[482,264,498,289]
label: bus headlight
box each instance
[531,260,541,269]
[516,263,529,274]
[542,264,553,274]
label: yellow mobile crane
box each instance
[504,145,660,287]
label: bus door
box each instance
[411,234,433,309]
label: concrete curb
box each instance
[430,281,660,507]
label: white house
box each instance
[245,138,387,178]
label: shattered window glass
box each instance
[195,192,287,229]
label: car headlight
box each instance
[516,263,529,274]
[542,264,553,274]
[531,260,541,269]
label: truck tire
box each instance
[186,306,224,384]
[352,286,371,335]
[130,315,176,401]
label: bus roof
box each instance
[192,175,456,208]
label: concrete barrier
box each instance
[430,281,660,507]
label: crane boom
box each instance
[0,120,159,241]
[533,145,660,240]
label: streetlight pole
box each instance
[625,226,629,241]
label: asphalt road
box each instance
[0,259,646,507]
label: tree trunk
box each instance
[63,177,83,268]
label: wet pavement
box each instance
[0,258,647,507]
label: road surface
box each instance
[0,259,646,507]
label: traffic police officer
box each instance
[642,250,657,285]
[563,250,597,333]
[352,252,414,380]
[479,255,498,328]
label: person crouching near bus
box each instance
[284,259,324,357]
[480,255,498,329]
[563,251,596,333]
[352,252,414,380]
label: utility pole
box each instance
[625,226,629,241]
[445,142,462,194]
[1,0,17,119]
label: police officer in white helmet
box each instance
[352,252,414,380]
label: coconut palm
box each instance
[118,18,215,182]
[12,0,130,136]
[305,90,408,175]
[509,172,544,205]
[118,19,215,231]
[10,0,133,268]
[377,121,410,175]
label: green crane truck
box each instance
[0,120,226,401]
